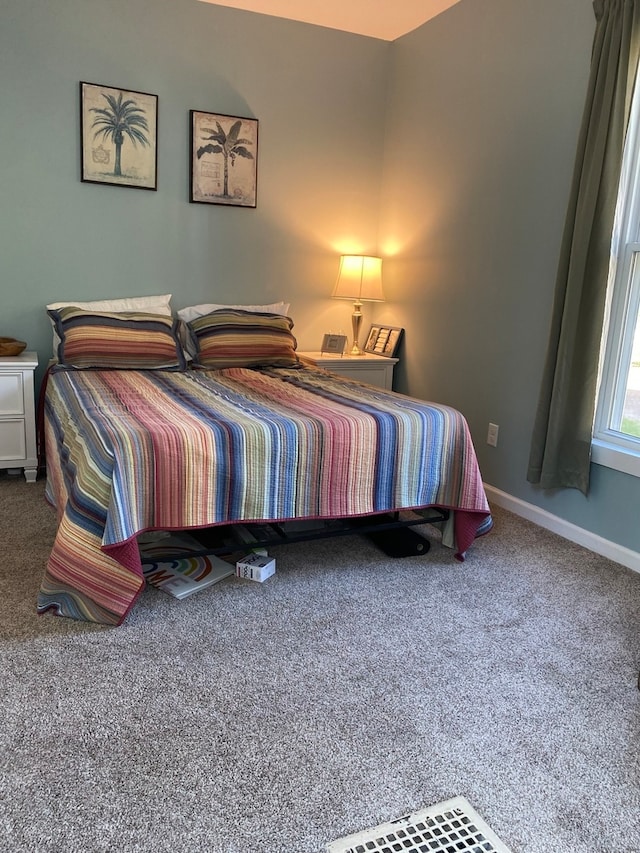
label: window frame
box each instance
[592,69,640,477]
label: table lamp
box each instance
[332,255,384,355]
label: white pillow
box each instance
[47,294,173,355]
[177,301,290,323]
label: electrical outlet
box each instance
[487,422,499,447]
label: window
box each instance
[592,67,640,477]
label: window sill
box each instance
[591,437,640,477]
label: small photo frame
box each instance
[321,333,347,355]
[80,82,158,190]
[190,110,258,207]
[364,325,404,358]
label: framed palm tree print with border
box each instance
[80,82,158,190]
[190,110,258,207]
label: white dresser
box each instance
[0,351,39,482]
[299,351,397,390]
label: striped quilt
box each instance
[38,366,492,625]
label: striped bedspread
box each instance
[38,366,492,625]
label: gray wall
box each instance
[3,0,638,553]
[1,0,389,377]
[379,0,640,552]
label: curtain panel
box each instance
[527,0,640,494]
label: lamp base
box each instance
[350,300,364,356]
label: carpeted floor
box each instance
[1,472,639,853]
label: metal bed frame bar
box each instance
[186,507,450,558]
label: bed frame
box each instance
[184,508,450,559]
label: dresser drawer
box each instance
[327,363,391,387]
[0,419,27,461]
[0,352,39,482]
[0,372,25,416]
[298,352,398,390]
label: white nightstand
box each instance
[299,351,398,390]
[0,351,39,482]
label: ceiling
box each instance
[198,0,462,41]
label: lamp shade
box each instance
[332,255,384,302]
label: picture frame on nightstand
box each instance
[320,333,347,355]
[364,325,404,358]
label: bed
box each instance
[37,303,492,626]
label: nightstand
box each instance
[299,351,398,390]
[0,351,39,482]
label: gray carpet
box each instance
[1,471,639,853]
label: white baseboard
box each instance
[484,484,640,575]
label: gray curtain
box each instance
[527,0,640,494]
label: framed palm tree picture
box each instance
[190,110,258,207]
[80,82,158,190]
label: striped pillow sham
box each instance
[48,307,187,370]
[46,293,173,357]
[188,308,299,369]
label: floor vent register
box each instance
[327,796,513,853]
